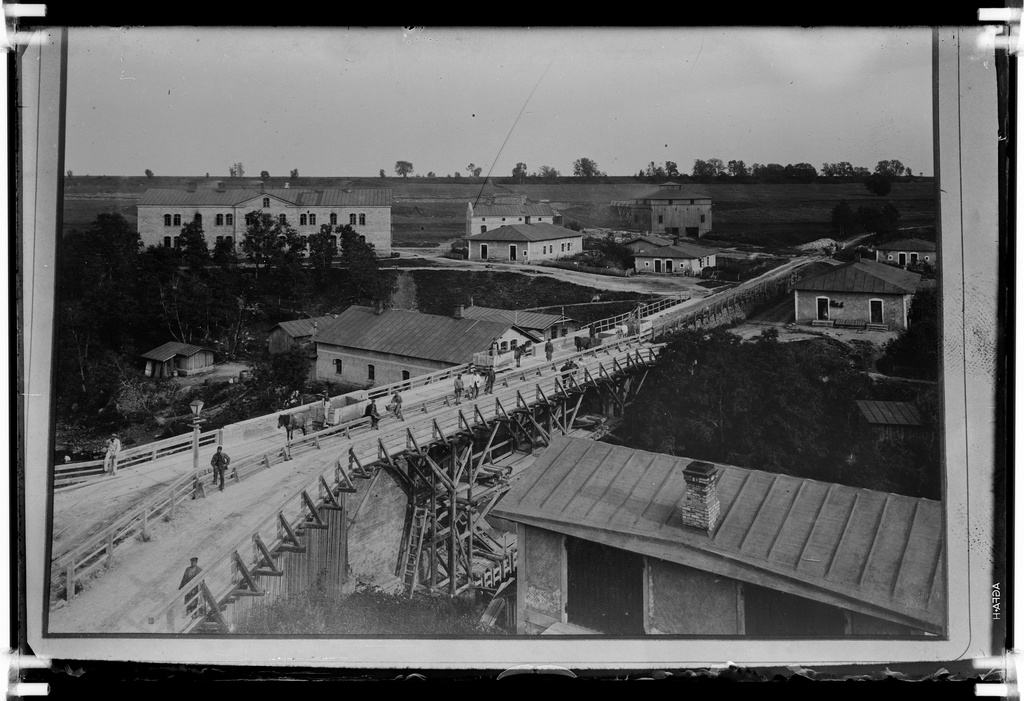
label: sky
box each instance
[64,27,935,178]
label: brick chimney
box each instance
[680,461,721,533]
[453,304,464,320]
[215,180,225,192]
[186,180,197,193]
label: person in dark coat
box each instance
[454,374,464,405]
[210,446,230,492]
[544,339,554,362]
[484,368,496,395]
[179,557,202,615]
[514,345,524,367]
[364,399,381,430]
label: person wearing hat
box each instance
[104,433,122,476]
[179,557,203,615]
[210,446,231,492]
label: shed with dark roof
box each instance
[855,400,933,445]
[314,306,540,387]
[140,342,215,378]
[492,436,944,636]
[266,315,336,354]
[461,306,579,341]
[633,241,719,275]
[793,260,922,330]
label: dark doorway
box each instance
[870,299,883,324]
[481,244,488,259]
[685,227,699,238]
[898,252,907,266]
[510,245,518,261]
[665,259,674,273]
[817,298,829,321]
[654,259,662,273]
[566,537,644,634]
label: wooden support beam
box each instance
[457,410,471,433]
[253,534,282,576]
[407,428,425,456]
[566,393,585,431]
[515,390,528,410]
[523,411,551,445]
[494,397,511,421]
[335,459,357,493]
[477,423,500,468]
[473,404,488,426]
[232,551,264,595]
[432,419,448,444]
[453,443,473,485]
[318,475,342,509]
[299,491,328,530]
[377,439,396,469]
[199,581,230,633]
[277,512,305,553]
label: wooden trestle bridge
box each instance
[138,337,661,634]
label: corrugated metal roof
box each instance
[634,242,718,259]
[855,400,926,427]
[793,260,921,295]
[492,436,945,632]
[461,306,574,330]
[138,187,392,208]
[268,315,337,338]
[466,223,583,243]
[472,203,558,218]
[315,306,533,365]
[876,238,937,252]
[141,342,211,362]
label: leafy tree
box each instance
[379,169,386,179]
[394,160,414,178]
[591,233,634,270]
[830,199,855,237]
[466,163,483,177]
[865,172,892,196]
[854,203,901,239]
[290,168,299,179]
[427,171,436,178]
[645,162,666,179]
[308,223,339,272]
[211,236,237,268]
[536,165,560,182]
[664,161,679,178]
[727,160,749,178]
[177,216,210,272]
[261,170,270,181]
[879,288,938,381]
[241,210,287,283]
[66,170,73,178]
[784,163,818,183]
[145,169,154,178]
[229,162,245,178]
[337,226,396,305]
[453,172,462,179]
[572,157,603,178]
[874,159,907,178]
[249,344,314,412]
[692,158,725,180]
[511,162,528,184]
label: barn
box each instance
[141,342,215,378]
[492,436,944,637]
[793,260,922,331]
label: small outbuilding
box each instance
[875,238,937,268]
[855,400,932,446]
[793,260,922,330]
[460,305,579,341]
[465,223,583,263]
[622,234,674,254]
[141,342,215,378]
[633,241,718,275]
[266,315,336,354]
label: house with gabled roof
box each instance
[491,436,944,637]
[313,304,540,387]
[461,305,579,341]
[793,259,922,330]
[266,315,337,354]
[628,183,713,238]
[633,240,718,275]
[137,181,392,254]
[622,234,674,254]
[466,194,561,237]
[465,223,582,263]
[141,342,215,378]
[875,238,938,268]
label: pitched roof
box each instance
[635,185,712,202]
[492,436,945,633]
[461,306,574,330]
[471,203,558,218]
[138,187,392,208]
[623,235,674,247]
[855,400,926,427]
[267,315,337,338]
[793,260,921,295]
[141,342,212,362]
[634,241,719,259]
[466,223,583,243]
[875,238,937,252]
[314,306,538,365]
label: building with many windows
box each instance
[628,184,713,238]
[136,182,392,254]
[466,195,560,237]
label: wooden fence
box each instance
[583,294,689,334]
[650,276,793,339]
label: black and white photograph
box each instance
[15,24,1008,676]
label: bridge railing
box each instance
[142,336,663,633]
[581,294,689,335]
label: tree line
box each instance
[636,158,915,185]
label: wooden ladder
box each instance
[403,505,429,597]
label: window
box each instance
[225,236,233,247]
[300,214,307,226]
[225,214,233,226]
[518,218,522,222]
[700,214,706,223]
[359,235,366,243]
[263,197,270,208]
[481,217,486,221]
[502,218,506,222]
[216,236,223,244]
[330,235,337,249]
[500,341,508,352]
[309,213,316,226]
[164,236,171,247]
[163,214,171,226]
[658,215,663,224]
[330,213,337,225]
[173,236,180,248]
[480,225,487,233]
[510,339,518,349]
[644,261,650,267]
[359,213,366,225]
[216,214,224,226]
[245,213,254,226]
[279,214,286,224]
[925,255,931,261]
[350,213,357,225]
[173,214,181,226]
[367,364,375,381]
[194,213,202,225]
[333,359,343,375]
[402,370,410,381]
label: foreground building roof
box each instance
[793,260,921,295]
[138,187,392,208]
[492,436,945,633]
[465,223,582,243]
[315,306,539,365]
[461,306,574,330]
[267,315,337,338]
[141,342,211,362]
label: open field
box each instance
[62,176,935,249]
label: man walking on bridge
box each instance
[545,339,554,362]
[104,433,121,476]
[454,373,464,405]
[179,557,202,616]
[210,446,231,492]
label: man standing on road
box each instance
[179,557,203,616]
[364,399,381,430]
[515,344,523,368]
[454,373,464,405]
[104,433,121,476]
[210,446,231,492]
[390,389,404,421]
[484,368,496,395]
[545,339,554,362]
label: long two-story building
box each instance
[137,182,392,254]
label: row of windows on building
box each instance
[163,212,368,227]
[656,214,706,224]
[162,233,364,249]
[332,360,412,383]
[541,242,573,255]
